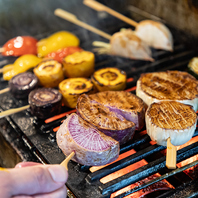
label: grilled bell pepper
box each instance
[33,59,64,88]
[63,51,95,78]
[59,78,95,108]
[188,57,198,79]
[45,46,83,63]
[1,36,38,56]
[37,31,80,57]
[91,67,127,91]
[3,55,42,81]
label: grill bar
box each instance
[113,159,198,198]
[99,133,198,196]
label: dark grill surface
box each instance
[0,13,198,198]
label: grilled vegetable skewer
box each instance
[146,101,197,169]
[0,72,39,98]
[83,0,173,51]
[54,9,153,61]
[91,67,127,91]
[0,88,62,120]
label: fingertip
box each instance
[48,165,68,183]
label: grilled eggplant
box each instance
[91,67,127,91]
[136,70,198,111]
[33,59,64,88]
[9,72,38,99]
[56,113,119,166]
[146,101,197,146]
[59,78,95,108]
[28,88,62,119]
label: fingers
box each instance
[12,185,67,198]
[15,162,43,168]
[8,164,68,197]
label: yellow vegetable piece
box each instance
[13,54,42,73]
[3,55,42,81]
[37,31,80,57]
[3,66,16,81]
[63,51,95,78]
[91,67,127,91]
[59,78,95,108]
[34,59,64,88]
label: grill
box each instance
[1,2,198,198]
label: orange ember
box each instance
[90,149,173,198]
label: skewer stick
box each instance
[83,0,138,27]
[54,8,111,40]
[0,87,10,95]
[166,137,177,169]
[0,105,30,119]
[0,47,4,53]
[60,151,75,171]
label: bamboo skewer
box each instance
[166,137,177,169]
[0,47,4,53]
[54,9,111,40]
[0,105,30,119]
[60,151,75,171]
[83,0,138,27]
[0,87,10,95]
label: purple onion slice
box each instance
[88,91,146,130]
[56,113,119,166]
[28,87,62,119]
[77,94,136,145]
[9,72,39,99]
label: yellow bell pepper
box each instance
[91,67,127,91]
[63,51,95,78]
[59,78,95,108]
[3,55,42,81]
[37,31,80,57]
[33,59,64,88]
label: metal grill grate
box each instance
[0,15,198,198]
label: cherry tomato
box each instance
[45,46,83,63]
[2,36,38,56]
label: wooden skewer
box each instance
[60,151,75,171]
[166,137,177,169]
[0,87,10,95]
[0,105,30,119]
[0,47,4,53]
[83,0,138,27]
[54,8,111,40]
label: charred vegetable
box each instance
[37,31,80,57]
[77,93,136,145]
[59,78,95,108]
[188,57,198,79]
[33,59,64,88]
[45,46,82,63]
[9,72,39,99]
[57,113,119,166]
[28,88,62,119]
[91,67,127,91]
[146,101,197,146]
[63,51,95,78]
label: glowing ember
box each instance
[90,149,173,197]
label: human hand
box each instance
[0,162,68,198]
